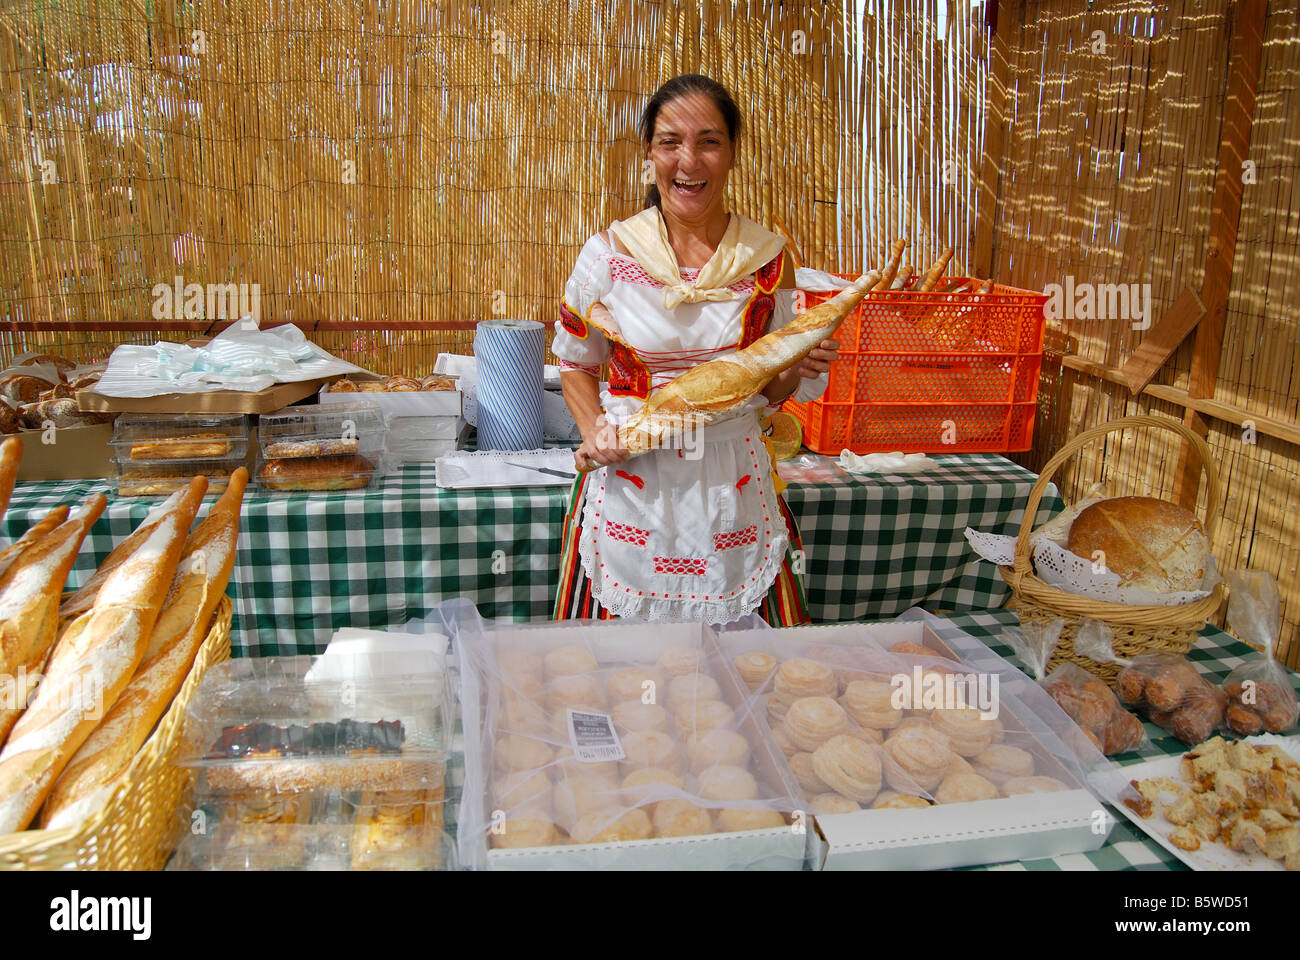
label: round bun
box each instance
[652,798,712,838]
[490,816,558,848]
[657,646,704,677]
[605,667,663,702]
[611,700,669,734]
[685,729,751,773]
[784,696,850,751]
[935,772,999,804]
[809,793,860,814]
[811,735,882,803]
[696,764,759,802]
[543,645,599,679]
[667,673,722,708]
[572,808,652,844]
[546,674,606,711]
[715,808,785,832]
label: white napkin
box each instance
[837,450,937,474]
[305,627,448,685]
[794,267,854,291]
[93,317,368,397]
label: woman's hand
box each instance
[574,414,630,471]
[791,337,840,379]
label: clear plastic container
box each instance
[110,413,250,462]
[176,655,450,794]
[254,451,382,492]
[258,400,387,460]
[112,457,244,498]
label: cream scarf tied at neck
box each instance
[609,206,787,310]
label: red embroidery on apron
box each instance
[653,556,707,576]
[605,520,650,547]
[735,474,751,491]
[614,469,645,489]
[712,525,758,550]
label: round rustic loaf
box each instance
[1067,496,1209,592]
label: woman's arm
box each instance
[561,366,629,470]
[761,252,838,404]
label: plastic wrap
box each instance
[443,599,805,870]
[1001,618,1064,681]
[1114,654,1227,745]
[1222,571,1297,736]
[1040,662,1145,757]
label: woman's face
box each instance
[646,92,734,222]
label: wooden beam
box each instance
[1172,0,1266,509]
[1060,354,1300,447]
[971,0,1016,279]
[1119,287,1206,393]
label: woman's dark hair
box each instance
[639,74,743,210]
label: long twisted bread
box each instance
[42,469,248,829]
[0,477,205,832]
[616,270,882,457]
[0,437,20,519]
[0,497,106,746]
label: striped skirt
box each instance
[552,470,811,626]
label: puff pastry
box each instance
[497,650,544,685]
[544,645,599,679]
[493,769,552,812]
[611,700,670,734]
[572,807,653,844]
[811,734,882,803]
[871,791,932,810]
[672,698,735,739]
[490,816,558,848]
[668,673,722,708]
[716,808,785,832]
[773,657,837,704]
[621,767,687,812]
[552,747,621,783]
[884,726,953,791]
[1002,775,1069,796]
[494,734,554,774]
[767,698,790,723]
[783,696,850,751]
[685,729,751,773]
[732,652,778,691]
[546,674,606,711]
[657,646,703,677]
[972,745,1036,786]
[810,793,860,814]
[619,730,681,773]
[652,798,713,838]
[935,772,999,804]
[789,752,831,793]
[696,764,760,802]
[605,667,664,702]
[553,777,618,825]
[771,722,797,758]
[840,679,903,730]
[931,708,996,757]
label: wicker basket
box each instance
[1000,415,1225,684]
[0,596,232,870]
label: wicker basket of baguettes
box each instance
[1000,415,1225,684]
[0,437,247,870]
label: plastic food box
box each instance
[319,378,462,418]
[782,277,1047,454]
[111,457,242,498]
[715,611,1109,870]
[109,412,251,462]
[256,400,388,490]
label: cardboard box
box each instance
[15,422,116,482]
[318,382,462,418]
[716,615,1109,871]
[76,377,330,416]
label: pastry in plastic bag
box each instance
[1113,654,1225,745]
[1223,663,1297,735]
[1041,662,1145,756]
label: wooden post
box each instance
[1173,0,1266,509]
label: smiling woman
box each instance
[551,74,840,627]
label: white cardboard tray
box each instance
[319,383,462,417]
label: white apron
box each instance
[577,411,788,624]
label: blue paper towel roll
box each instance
[473,319,545,451]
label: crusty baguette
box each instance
[615,271,882,457]
[890,265,915,290]
[42,470,248,829]
[58,487,188,621]
[917,247,954,292]
[873,239,906,290]
[0,497,105,746]
[0,436,21,520]
[0,478,204,832]
[0,505,69,581]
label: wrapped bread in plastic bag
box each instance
[1040,662,1145,756]
[716,609,1108,810]
[441,599,807,869]
[1114,653,1227,745]
[1222,571,1297,735]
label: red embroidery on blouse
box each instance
[653,556,707,576]
[737,251,784,348]
[713,525,758,551]
[614,470,645,489]
[755,250,784,293]
[605,520,649,547]
[608,340,651,399]
[559,301,589,339]
[735,474,751,491]
[607,255,755,294]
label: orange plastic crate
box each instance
[783,277,1047,455]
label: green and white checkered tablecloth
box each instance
[943,609,1300,871]
[2,454,1059,659]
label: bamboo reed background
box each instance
[0,0,1296,660]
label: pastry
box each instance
[936,772,999,804]
[971,745,1035,786]
[611,700,670,734]
[657,646,704,677]
[328,377,359,392]
[789,752,831,793]
[773,657,837,703]
[672,699,735,738]
[811,735,882,804]
[840,679,903,730]
[685,729,751,773]
[668,673,722,708]
[621,767,687,811]
[767,698,790,723]
[494,735,554,774]
[571,807,653,844]
[497,650,544,685]
[840,721,883,744]
[1116,668,1146,706]
[946,754,975,777]
[355,381,385,392]
[1102,708,1145,754]
[1226,704,1264,736]
[783,696,850,751]
[652,798,712,837]
[696,764,760,802]
[871,791,931,810]
[552,747,621,783]
[129,433,233,460]
[619,731,680,773]
[890,641,934,658]
[544,644,599,678]
[771,722,797,758]
[0,373,49,406]
[552,776,617,825]
[384,375,421,391]
[1067,496,1209,592]
[1002,775,1069,796]
[809,793,860,814]
[420,374,456,391]
[546,674,606,711]
[733,651,778,691]
[605,666,663,703]
[931,708,996,756]
[716,808,785,832]
[258,454,373,490]
[263,437,359,458]
[493,769,552,811]
[884,726,953,791]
